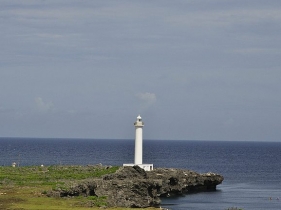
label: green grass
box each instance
[0,165,118,186]
[0,165,120,209]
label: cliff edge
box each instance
[50,166,224,208]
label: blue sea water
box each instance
[0,138,281,210]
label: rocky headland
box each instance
[49,166,224,208]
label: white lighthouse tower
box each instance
[134,115,144,165]
[123,115,153,171]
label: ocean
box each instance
[0,138,280,210]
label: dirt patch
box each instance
[0,197,26,210]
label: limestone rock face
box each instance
[147,168,224,196]
[97,166,161,207]
[51,166,224,208]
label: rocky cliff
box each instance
[50,166,223,208]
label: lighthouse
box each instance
[123,115,153,171]
[134,115,144,165]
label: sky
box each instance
[1,0,281,141]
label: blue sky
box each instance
[1,0,281,141]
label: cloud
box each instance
[136,92,157,113]
[135,92,157,114]
[35,97,54,112]
[136,92,156,104]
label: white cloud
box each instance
[136,92,157,113]
[35,97,54,112]
[136,92,156,103]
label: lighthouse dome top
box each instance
[134,115,144,126]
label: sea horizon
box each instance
[1,136,280,143]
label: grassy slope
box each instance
[0,165,150,210]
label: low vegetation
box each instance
[0,165,243,210]
[0,165,120,209]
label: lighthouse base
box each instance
[123,163,153,171]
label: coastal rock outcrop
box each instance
[50,166,223,208]
[147,168,223,196]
